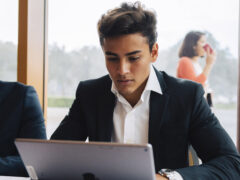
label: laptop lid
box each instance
[15,139,156,180]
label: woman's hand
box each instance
[202,47,217,77]
[205,47,216,66]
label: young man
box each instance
[51,2,240,179]
[0,81,46,176]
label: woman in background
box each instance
[177,31,216,106]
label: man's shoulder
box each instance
[80,75,111,86]
[0,81,33,96]
[76,75,111,94]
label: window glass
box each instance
[0,1,18,81]
[48,0,239,142]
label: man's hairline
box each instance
[100,32,155,52]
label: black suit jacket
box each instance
[0,81,47,176]
[51,69,240,179]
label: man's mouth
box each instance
[117,79,134,85]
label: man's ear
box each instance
[151,43,158,63]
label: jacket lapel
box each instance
[148,69,170,145]
[96,76,116,142]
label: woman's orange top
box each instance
[177,56,207,87]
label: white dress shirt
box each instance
[111,65,184,180]
[111,65,162,144]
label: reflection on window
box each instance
[0,1,18,81]
[47,0,239,142]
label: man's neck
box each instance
[123,79,148,107]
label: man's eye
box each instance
[107,57,118,61]
[129,56,140,61]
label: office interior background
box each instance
[0,0,239,148]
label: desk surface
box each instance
[0,176,30,180]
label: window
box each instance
[48,0,239,143]
[0,0,18,81]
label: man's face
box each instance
[102,33,158,102]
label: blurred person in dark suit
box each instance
[0,81,46,176]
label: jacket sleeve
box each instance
[176,85,240,180]
[0,85,46,176]
[177,58,207,86]
[18,86,47,139]
[50,82,88,140]
[0,156,28,176]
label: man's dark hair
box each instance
[178,31,205,58]
[97,2,157,51]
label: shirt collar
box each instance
[145,65,162,95]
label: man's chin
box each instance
[118,89,133,97]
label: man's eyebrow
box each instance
[105,50,142,56]
[125,50,141,56]
[105,51,118,56]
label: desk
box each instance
[0,176,30,180]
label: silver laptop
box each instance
[15,139,156,180]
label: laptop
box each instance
[15,138,156,180]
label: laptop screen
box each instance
[15,139,155,180]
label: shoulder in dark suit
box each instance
[0,81,47,176]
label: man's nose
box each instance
[118,60,130,75]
